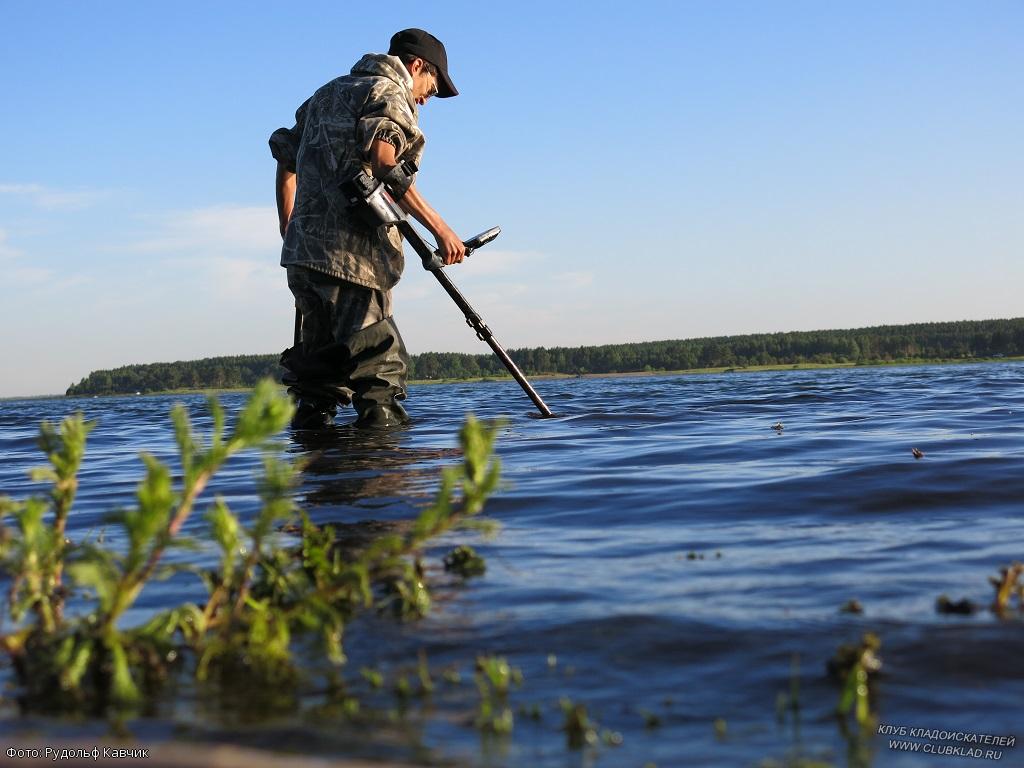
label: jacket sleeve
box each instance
[268,98,310,173]
[355,83,424,163]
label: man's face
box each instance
[410,59,439,106]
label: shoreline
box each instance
[42,355,1023,400]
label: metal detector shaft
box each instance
[342,168,554,417]
[394,218,554,418]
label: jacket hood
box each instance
[351,54,415,96]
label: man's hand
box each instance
[433,222,466,265]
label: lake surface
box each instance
[1,363,1022,767]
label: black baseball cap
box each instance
[388,28,458,98]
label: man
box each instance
[270,28,466,429]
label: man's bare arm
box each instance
[369,139,466,265]
[276,161,296,239]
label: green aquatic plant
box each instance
[415,649,434,696]
[560,696,598,749]
[763,653,847,768]
[443,544,486,578]
[473,654,521,734]
[0,381,504,714]
[0,381,294,708]
[558,696,622,751]
[601,728,623,746]
[0,414,93,640]
[361,666,384,689]
[773,652,804,743]
[829,632,882,727]
[990,562,1024,617]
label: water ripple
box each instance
[2,362,1023,765]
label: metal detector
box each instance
[341,162,554,418]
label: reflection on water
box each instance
[287,424,458,520]
[1,362,1024,766]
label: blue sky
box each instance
[1,1,1021,397]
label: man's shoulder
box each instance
[362,74,412,105]
[308,71,406,109]
[311,73,367,100]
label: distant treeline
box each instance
[65,318,1024,396]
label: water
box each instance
[1,363,1022,767]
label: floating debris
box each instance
[911,447,924,459]
[771,422,785,432]
[840,599,864,614]
[935,595,979,615]
[519,702,542,721]
[640,708,662,729]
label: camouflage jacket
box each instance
[270,54,425,291]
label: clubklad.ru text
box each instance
[877,725,1015,747]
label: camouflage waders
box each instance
[281,265,410,428]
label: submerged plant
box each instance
[989,562,1024,617]
[828,633,882,727]
[473,654,521,734]
[443,544,486,578]
[0,382,504,715]
[640,708,661,729]
[560,696,598,749]
[775,652,802,725]
[557,696,622,751]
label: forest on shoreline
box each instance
[65,318,1024,396]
